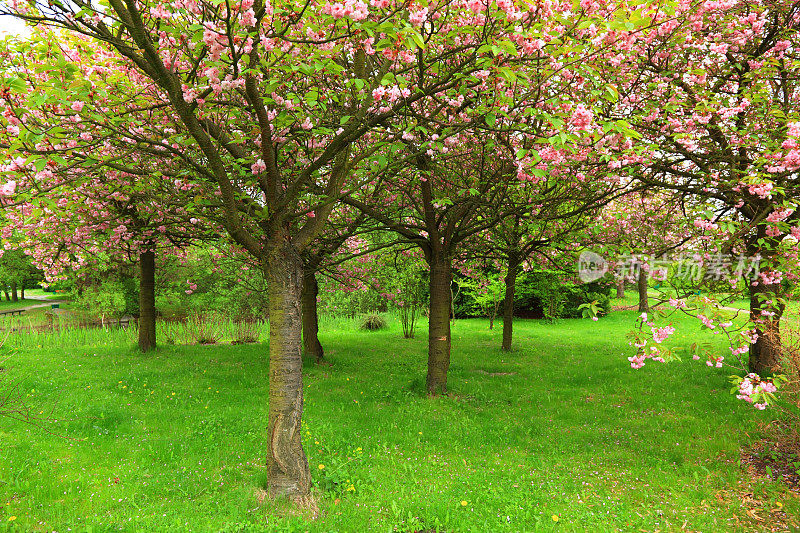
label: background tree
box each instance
[594,190,698,313]
[0,248,40,302]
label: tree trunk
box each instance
[10,281,17,302]
[20,286,25,300]
[637,267,649,313]
[426,257,452,395]
[501,253,520,352]
[301,269,325,364]
[138,249,157,352]
[616,279,624,299]
[264,237,311,500]
[748,282,784,375]
[3,289,8,301]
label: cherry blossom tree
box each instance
[605,0,800,375]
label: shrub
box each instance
[560,281,612,318]
[187,312,223,344]
[233,319,262,344]
[73,280,131,321]
[398,305,418,338]
[360,314,387,331]
[514,271,565,320]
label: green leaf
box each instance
[411,31,425,50]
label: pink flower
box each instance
[408,7,428,26]
[668,298,687,309]
[569,104,594,131]
[0,180,16,196]
[698,314,715,329]
[628,354,646,369]
[241,8,256,26]
[466,0,484,13]
[251,159,267,174]
[652,325,675,344]
[71,101,85,112]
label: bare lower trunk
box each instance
[264,238,311,499]
[616,279,624,299]
[748,282,784,375]
[302,269,325,364]
[20,286,25,300]
[10,281,17,302]
[426,258,452,395]
[637,268,649,313]
[138,249,157,352]
[501,253,520,352]
[3,290,8,301]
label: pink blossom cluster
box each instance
[652,324,675,344]
[628,346,665,369]
[627,353,646,369]
[251,159,266,175]
[747,182,773,199]
[736,373,777,410]
[569,104,594,131]
[668,298,687,309]
[408,7,428,26]
[320,0,370,21]
[693,219,718,231]
[0,180,16,196]
[729,345,748,356]
[697,314,715,329]
[741,329,759,344]
[466,0,485,14]
[372,85,411,103]
[757,270,783,286]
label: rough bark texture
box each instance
[426,258,452,395]
[264,238,311,499]
[637,268,649,313]
[616,279,624,299]
[10,281,17,302]
[301,269,325,364]
[138,249,157,352]
[501,253,520,352]
[748,282,784,375]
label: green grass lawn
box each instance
[1,313,797,532]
